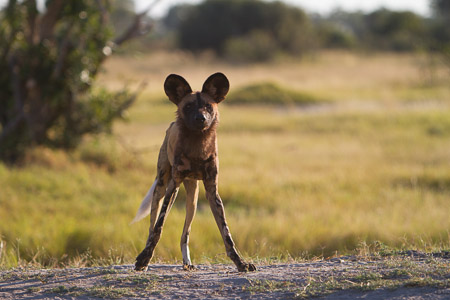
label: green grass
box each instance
[1,52,449,268]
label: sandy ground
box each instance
[1,254,449,299]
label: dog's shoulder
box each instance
[165,122,179,166]
[166,122,179,143]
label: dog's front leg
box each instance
[180,179,199,270]
[203,178,256,272]
[135,179,180,271]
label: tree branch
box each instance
[24,0,38,45]
[117,81,148,114]
[95,0,110,26]
[0,29,17,64]
[113,0,162,46]
[0,2,21,63]
[38,0,64,41]
[0,111,25,144]
[52,22,74,79]
[8,54,24,113]
[0,53,30,144]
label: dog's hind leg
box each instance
[135,179,180,271]
[145,128,173,232]
[148,166,171,233]
[180,179,199,270]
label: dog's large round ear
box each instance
[164,74,192,105]
[201,72,229,103]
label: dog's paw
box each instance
[134,253,151,271]
[134,259,149,271]
[237,263,256,272]
[134,261,148,271]
[183,264,197,271]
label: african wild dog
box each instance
[132,73,256,272]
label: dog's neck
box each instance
[176,117,219,159]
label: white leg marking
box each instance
[181,243,191,265]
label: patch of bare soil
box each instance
[1,253,449,299]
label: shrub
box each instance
[167,0,315,58]
[0,0,149,164]
[224,30,279,62]
[226,82,322,106]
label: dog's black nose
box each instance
[196,114,206,122]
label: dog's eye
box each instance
[185,104,192,109]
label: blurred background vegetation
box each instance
[160,0,450,58]
[0,0,449,268]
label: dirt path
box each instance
[1,254,449,299]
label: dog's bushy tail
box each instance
[130,180,157,224]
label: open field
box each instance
[0,51,449,268]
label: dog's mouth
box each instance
[185,116,214,132]
[191,121,210,131]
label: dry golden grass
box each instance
[1,51,449,267]
[98,50,448,102]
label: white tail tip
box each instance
[130,180,157,225]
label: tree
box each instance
[165,0,315,60]
[364,9,426,51]
[0,0,152,163]
[431,0,450,20]
[428,0,450,70]
[430,0,450,46]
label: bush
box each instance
[166,0,315,59]
[429,0,450,67]
[0,0,149,164]
[226,82,322,106]
[317,24,356,49]
[224,30,279,62]
[364,9,427,51]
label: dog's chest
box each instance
[174,154,215,180]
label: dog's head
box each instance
[164,73,229,132]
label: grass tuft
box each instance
[243,279,294,294]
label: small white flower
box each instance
[80,69,90,83]
[102,46,112,56]
[79,11,87,19]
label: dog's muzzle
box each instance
[195,113,206,123]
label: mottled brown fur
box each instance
[134,73,256,273]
